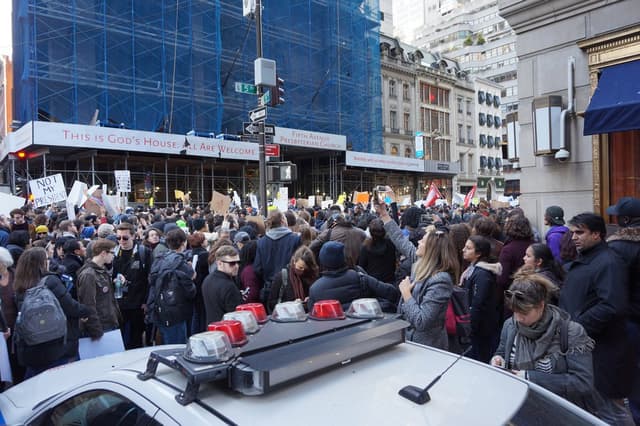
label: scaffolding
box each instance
[12,0,382,153]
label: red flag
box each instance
[425,183,443,207]
[464,185,477,208]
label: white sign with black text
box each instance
[29,174,67,207]
[114,170,131,193]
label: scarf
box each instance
[289,264,306,301]
[513,305,561,370]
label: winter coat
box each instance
[559,241,633,398]
[0,225,10,247]
[494,311,597,412]
[607,226,640,322]
[399,271,453,349]
[16,274,93,366]
[147,251,196,327]
[310,223,367,268]
[307,268,400,312]
[240,264,262,304]
[266,265,315,312]
[462,261,502,337]
[254,227,301,285]
[546,225,569,262]
[497,238,531,296]
[358,238,397,284]
[112,244,152,311]
[77,260,121,339]
[202,269,243,324]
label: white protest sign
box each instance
[29,174,67,207]
[114,170,131,193]
[233,191,242,208]
[274,187,288,212]
[0,193,26,216]
[249,194,259,209]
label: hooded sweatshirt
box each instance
[254,226,301,285]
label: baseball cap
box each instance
[233,231,250,244]
[606,197,640,217]
[544,206,565,226]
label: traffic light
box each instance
[270,75,285,107]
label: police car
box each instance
[0,300,604,425]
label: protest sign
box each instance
[114,170,131,193]
[211,191,231,214]
[29,174,66,207]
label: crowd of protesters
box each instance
[0,192,639,425]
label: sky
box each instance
[0,0,11,57]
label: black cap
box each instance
[606,197,640,217]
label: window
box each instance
[466,98,472,115]
[403,83,410,101]
[468,153,474,173]
[404,113,411,132]
[458,124,464,144]
[478,91,485,104]
[390,110,398,131]
[420,83,450,107]
[405,147,412,158]
[389,80,397,98]
[391,145,399,156]
[467,125,473,144]
[457,97,463,113]
[479,113,486,126]
[459,153,465,172]
[32,390,159,426]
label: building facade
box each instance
[499,0,640,230]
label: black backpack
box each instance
[154,269,188,327]
[15,278,67,347]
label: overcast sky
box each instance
[0,1,11,57]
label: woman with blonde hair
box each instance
[376,204,459,349]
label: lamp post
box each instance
[255,0,268,216]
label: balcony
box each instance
[391,128,400,134]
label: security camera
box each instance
[555,149,570,162]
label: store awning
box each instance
[584,60,640,135]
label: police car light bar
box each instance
[138,316,408,404]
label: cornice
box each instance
[578,25,640,68]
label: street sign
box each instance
[235,82,257,94]
[265,144,280,157]
[260,90,271,106]
[263,124,275,136]
[249,106,267,122]
[243,122,276,135]
[243,122,259,135]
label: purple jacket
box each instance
[546,225,569,262]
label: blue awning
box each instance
[583,60,640,135]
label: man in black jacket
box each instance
[606,197,640,424]
[113,222,152,349]
[559,212,633,425]
[202,245,243,324]
[307,241,399,312]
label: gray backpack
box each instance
[16,279,67,346]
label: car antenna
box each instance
[398,346,472,405]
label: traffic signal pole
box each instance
[255,0,268,217]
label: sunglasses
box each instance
[504,289,526,300]
[219,259,240,266]
[116,236,130,241]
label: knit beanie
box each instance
[319,241,346,270]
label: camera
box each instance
[554,149,570,162]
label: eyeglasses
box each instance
[116,236,130,241]
[504,289,526,301]
[219,259,240,266]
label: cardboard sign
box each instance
[29,174,67,207]
[114,170,131,193]
[297,199,309,208]
[174,190,185,200]
[211,191,231,214]
[490,200,510,209]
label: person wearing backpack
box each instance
[147,228,196,344]
[491,271,598,415]
[267,246,318,313]
[14,247,93,379]
[76,239,121,341]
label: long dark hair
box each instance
[468,235,492,263]
[528,243,565,281]
[239,240,258,276]
[14,247,48,294]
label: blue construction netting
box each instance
[12,0,382,153]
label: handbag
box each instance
[445,285,472,345]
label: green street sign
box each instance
[260,90,271,106]
[235,82,257,94]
